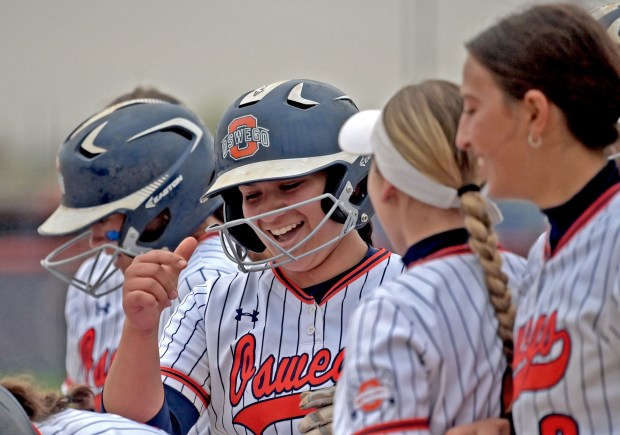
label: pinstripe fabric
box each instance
[512,190,620,434]
[334,248,527,435]
[64,236,236,420]
[63,254,124,410]
[159,249,404,434]
[36,408,169,434]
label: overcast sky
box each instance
[0,0,596,206]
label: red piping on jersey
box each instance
[545,183,620,259]
[32,425,42,435]
[353,418,430,435]
[196,231,219,243]
[407,244,473,269]
[273,248,392,305]
[160,366,210,409]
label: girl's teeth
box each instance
[271,223,299,236]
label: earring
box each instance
[528,133,542,148]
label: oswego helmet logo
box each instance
[221,115,270,160]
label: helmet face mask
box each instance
[40,230,127,298]
[39,99,222,296]
[202,79,374,272]
[212,180,361,272]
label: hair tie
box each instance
[457,184,481,197]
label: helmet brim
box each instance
[201,152,358,202]
[38,203,121,236]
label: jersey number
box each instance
[539,414,578,435]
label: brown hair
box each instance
[382,79,515,362]
[107,86,182,106]
[1,376,94,422]
[466,3,620,150]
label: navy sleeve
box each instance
[100,389,174,434]
[147,384,200,435]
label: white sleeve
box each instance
[335,294,437,435]
[159,284,212,416]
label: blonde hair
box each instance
[382,79,515,362]
[1,376,94,422]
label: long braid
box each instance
[460,190,516,364]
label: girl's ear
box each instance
[523,89,549,137]
[380,180,398,203]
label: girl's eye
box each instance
[243,192,261,202]
[463,107,476,115]
[281,181,302,191]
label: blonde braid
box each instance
[460,190,516,363]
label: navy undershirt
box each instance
[401,228,470,267]
[302,244,379,303]
[543,161,620,253]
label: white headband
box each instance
[338,110,502,223]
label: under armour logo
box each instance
[95,302,110,315]
[235,308,259,322]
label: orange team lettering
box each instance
[513,312,571,397]
[229,333,343,433]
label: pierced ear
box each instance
[523,89,549,133]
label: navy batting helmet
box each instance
[592,3,620,43]
[201,79,373,271]
[39,99,222,296]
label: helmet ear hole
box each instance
[222,189,266,253]
[139,208,171,244]
[349,176,369,206]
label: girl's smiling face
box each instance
[457,54,531,199]
[239,171,343,273]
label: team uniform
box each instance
[34,408,169,434]
[512,161,620,434]
[154,247,404,434]
[333,230,526,435]
[64,234,236,413]
[174,233,238,435]
[63,253,124,411]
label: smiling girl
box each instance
[456,3,620,434]
[102,79,404,434]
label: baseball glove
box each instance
[298,386,336,435]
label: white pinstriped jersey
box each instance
[160,233,238,338]
[333,244,527,435]
[158,248,404,435]
[512,186,620,435]
[35,408,168,434]
[64,235,236,413]
[63,254,124,411]
[174,233,238,435]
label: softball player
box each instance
[38,98,237,416]
[333,80,527,435]
[102,79,405,434]
[1,378,169,435]
[456,4,620,433]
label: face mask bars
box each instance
[41,230,136,298]
[210,182,359,273]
